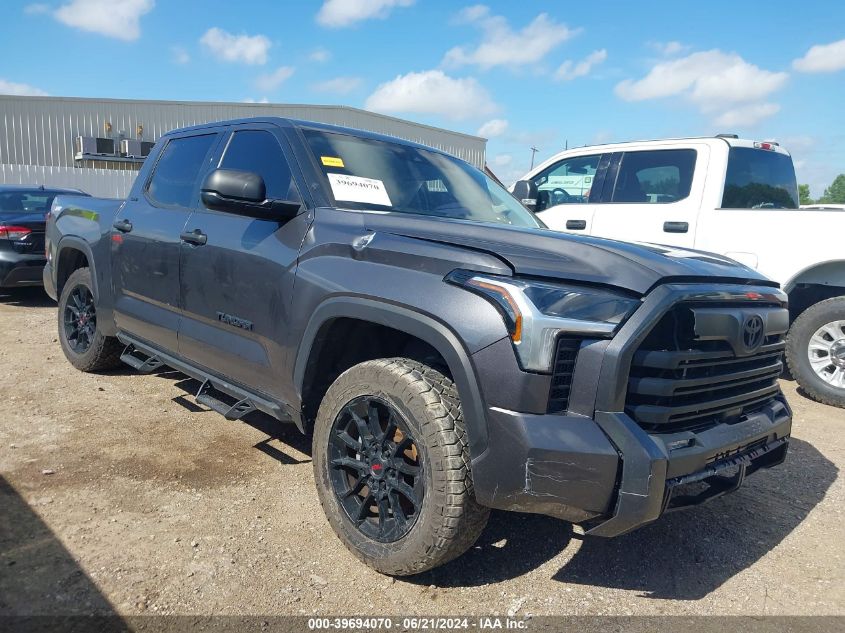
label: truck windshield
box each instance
[303,129,542,228]
[721,147,799,209]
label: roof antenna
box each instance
[529,146,539,169]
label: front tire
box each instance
[786,297,845,408]
[312,358,490,576]
[57,267,123,372]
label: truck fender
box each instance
[55,236,100,300]
[293,296,490,459]
[783,260,845,294]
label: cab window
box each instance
[532,155,600,211]
[147,134,217,208]
[611,149,696,204]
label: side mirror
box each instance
[512,180,538,212]
[201,168,300,220]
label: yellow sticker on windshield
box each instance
[321,156,345,168]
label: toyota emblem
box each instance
[742,315,765,352]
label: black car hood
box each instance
[362,214,775,295]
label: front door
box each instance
[533,153,606,235]
[177,126,311,399]
[111,132,220,350]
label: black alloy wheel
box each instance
[328,395,424,543]
[63,284,97,354]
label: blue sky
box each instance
[2,0,844,195]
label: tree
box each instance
[819,174,845,204]
[799,183,813,206]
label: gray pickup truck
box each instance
[45,117,792,575]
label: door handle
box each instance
[663,221,689,233]
[180,229,207,246]
[112,219,133,233]
[565,219,587,230]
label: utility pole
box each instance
[529,146,539,169]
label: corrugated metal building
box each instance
[0,95,487,198]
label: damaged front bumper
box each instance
[471,395,791,536]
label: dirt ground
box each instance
[0,287,843,618]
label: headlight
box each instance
[446,270,641,372]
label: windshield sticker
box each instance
[327,173,392,207]
[321,156,345,168]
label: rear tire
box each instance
[57,267,123,372]
[312,358,490,576]
[786,297,845,408]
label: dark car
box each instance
[0,185,89,288]
[45,118,791,576]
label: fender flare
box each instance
[293,296,490,459]
[783,259,845,294]
[55,236,99,300]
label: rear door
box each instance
[534,153,608,234]
[111,132,220,350]
[589,145,708,248]
[177,125,311,397]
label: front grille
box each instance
[626,304,785,433]
[547,337,581,414]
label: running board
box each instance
[195,379,256,421]
[115,333,303,432]
[120,344,165,374]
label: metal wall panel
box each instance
[0,164,138,198]
[0,96,487,174]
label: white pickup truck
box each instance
[513,135,845,408]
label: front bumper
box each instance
[472,397,790,536]
[469,282,792,537]
[0,251,46,287]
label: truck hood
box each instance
[362,214,775,295]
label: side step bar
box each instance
[196,378,256,421]
[120,344,165,374]
[115,333,302,431]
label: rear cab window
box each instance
[611,149,696,204]
[146,134,217,208]
[721,146,798,209]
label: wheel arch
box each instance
[55,237,97,299]
[294,297,490,460]
[784,260,845,321]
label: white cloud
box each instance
[52,0,154,41]
[200,27,271,65]
[171,46,190,65]
[648,40,689,57]
[309,47,331,62]
[255,66,295,92]
[555,49,607,81]
[243,97,270,104]
[492,153,512,167]
[0,78,48,96]
[477,118,508,138]
[365,69,497,120]
[615,50,787,126]
[713,103,781,128]
[317,0,414,28]
[793,38,845,73]
[312,76,364,94]
[444,7,577,70]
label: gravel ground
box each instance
[0,287,843,618]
